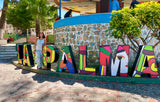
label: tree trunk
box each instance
[0,29,4,39]
[35,17,40,37]
[0,0,9,40]
[26,29,29,42]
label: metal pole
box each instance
[59,0,61,18]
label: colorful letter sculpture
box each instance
[99,45,111,76]
[99,45,129,77]
[111,45,129,77]
[23,44,34,67]
[57,46,77,73]
[16,43,160,79]
[42,45,59,70]
[132,45,159,78]
[17,44,23,64]
[79,46,96,75]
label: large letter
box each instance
[99,45,129,77]
[79,46,96,75]
[42,45,59,70]
[132,45,159,78]
[99,45,111,76]
[57,46,77,73]
[111,45,129,77]
[17,44,23,64]
[23,44,34,67]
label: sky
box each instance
[0,0,4,10]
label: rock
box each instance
[83,35,88,41]
[84,42,88,46]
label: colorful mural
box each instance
[99,45,111,76]
[42,45,59,70]
[17,44,23,64]
[23,44,34,67]
[57,46,77,73]
[79,46,96,75]
[99,45,129,77]
[132,45,159,78]
[17,44,160,78]
[111,45,129,77]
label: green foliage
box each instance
[47,35,54,43]
[109,1,160,52]
[3,34,19,40]
[135,1,160,40]
[7,0,33,32]
[7,0,58,32]
[27,0,58,31]
[27,35,36,40]
[109,7,141,39]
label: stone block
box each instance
[83,35,88,41]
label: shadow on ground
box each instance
[1,80,33,102]
[31,73,160,100]
[1,59,160,101]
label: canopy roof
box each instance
[47,0,159,14]
[47,0,97,14]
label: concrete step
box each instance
[0,56,17,59]
[0,49,16,52]
[0,47,16,52]
[0,52,17,55]
[0,47,16,51]
[0,44,16,46]
[0,45,17,59]
[0,54,17,57]
[0,46,16,49]
[0,53,17,59]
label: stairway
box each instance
[0,44,17,59]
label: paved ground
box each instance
[10,38,26,44]
[0,59,160,102]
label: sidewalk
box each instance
[0,59,159,102]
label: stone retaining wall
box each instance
[54,23,160,65]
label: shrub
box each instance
[3,34,19,40]
[27,35,36,40]
[109,1,160,52]
[27,35,54,43]
[47,35,54,43]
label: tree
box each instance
[108,1,160,52]
[7,0,58,37]
[135,1,160,47]
[25,0,57,36]
[0,0,18,40]
[7,0,33,33]
[0,0,9,39]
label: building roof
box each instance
[47,0,97,14]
